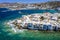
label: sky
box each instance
[0,0,60,3]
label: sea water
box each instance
[0,8,60,40]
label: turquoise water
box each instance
[0,8,60,40]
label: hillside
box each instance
[0,1,60,10]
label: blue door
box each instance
[43,25,47,30]
[47,25,52,30]
[34,24,40,30]
[27,23,34,29]
[54,26,58,31]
